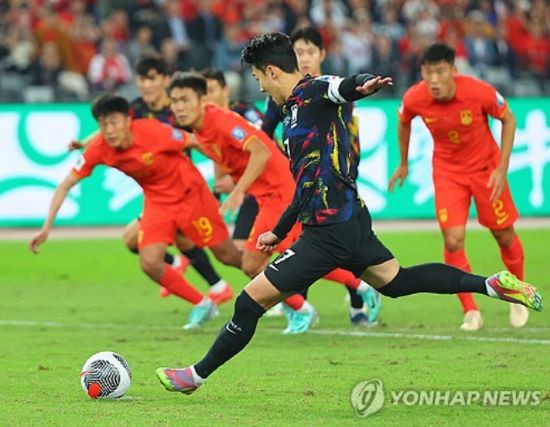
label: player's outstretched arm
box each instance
[68,130,100,152]
[326,73,393,104]
[388,120,412,192]
[29,172,81,254]
[488,108,516,202]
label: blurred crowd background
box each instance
[1,0,549,103]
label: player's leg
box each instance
[173,232,232,303]
[434,171,481,330]
[472,174,527,327]
[232,195,259,251]
[156,230,341,393]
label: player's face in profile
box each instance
[205,79,228,107]
[169,86,205,128]
[98,113,131,149]
[293,39,325,76]
[252,65,283,105]
[136,69,168,106]
[421,61,456,100]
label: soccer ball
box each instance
[80,352,132,399]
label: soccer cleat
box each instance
[485,271,543,311]
[509,303,529,328]
[282,307,318,335]
[156,367,201,395]
[350,311,377,328]
[358,286,382,324]
[265,302,285,317]
[208,283,234,305]
[182,300,219,330]
[460,310,483,331]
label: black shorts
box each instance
[233,195,259,240]
[264,207,393,295]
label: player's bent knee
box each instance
[139,255,163,278]
[234,291,265,319]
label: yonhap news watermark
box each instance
[350,379,543,417]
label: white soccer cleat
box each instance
[460,310,483,331]
[509,303,529,328]
[264,302,285,317]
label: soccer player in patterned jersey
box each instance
[264,26,381,329]
[156,33,542,394]
[30,95,244,330]
[389,43,529,331]
[69,54,233,305]
[168,72,368,334]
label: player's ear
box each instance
[266,65,277,81]
[320,48,326,62]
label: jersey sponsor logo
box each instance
[291,105,298,128]
[171,127,184,140]
[496,91,505,107]
[460,110,473,126]
[141,152,154,166]
[438,208,448,223]
[244,110,260,124]
[231,126,247,141]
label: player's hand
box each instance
[256,231,281,253]
[215,175,235,194]
[356,76,393,96]
[184,132,200,149]
[388,164,408,192]
[29,228,49,254]
[68,140,84,151]
[220,187,245,217]
[487,166,507,203]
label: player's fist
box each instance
[388,164,408,192]
[356,76,393,96]
[29,228,49,254]
[68,140,85,151]
[256,231,280,253]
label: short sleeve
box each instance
[72,137,103,178]
[219,112,260,151]
[398,89,417,124]
[155,121,190,151]
[480,83,507,119]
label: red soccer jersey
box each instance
[72,118,206,209]
[398,75,508,173]
[194,104,295,200]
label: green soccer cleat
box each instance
[182,300,219,330]
[485,271,543,312]
[283,307,318,335]
[156,367,201,395]
[358,286,382,324]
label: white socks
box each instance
[485,279,498,298]
[190,365,205,384]
[357,281,369,292]
[210,280,227,294]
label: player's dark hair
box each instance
[421,43,455,65]
[168,71,207,96]
[290,26,324,50]
[91,94,130,120]
[136,53,169,77]
[241,32,299,73]
[201,67,226,87]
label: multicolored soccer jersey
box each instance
[230,100,263,129]
[399,75,519,229]
[192,104,299,252]
[262,97,281,139]
[130,97,174,125]
[272,75,364,239]
[72,119,228,248]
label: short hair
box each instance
[167,71,207,96]
[290,26,324,50]
[136,53,169,77]
[241,32,299,73]
[91,94,129,120]
[421,43,455,65]
[201,67,226,87]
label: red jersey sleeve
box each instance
[398,88,418,124]
[155,121,191,151]
[72,137,104,178]
[478,82,508,119]
[218,112,259,151]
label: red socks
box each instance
[159,265,203,304]
[323,268,361,289]
[444,248,478,313]
[500,235,524,280]
[284,294,305,310]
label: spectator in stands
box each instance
[69,1,100,75]
[128,24,156,66]
[87,37,132,92]
[34,6,75,71]
[30,41,61,88]
[186,0,223,69]
[465,10,497,77]
[523,18,550,80]
[5,6,35,74]
[340,8,374,74]
[371,34,399,95]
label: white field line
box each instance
[1,319,549,345]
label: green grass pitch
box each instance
[1,229,549,426]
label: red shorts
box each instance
[138,183,229,249]
[245,194,302,253]
[433,165,518,230]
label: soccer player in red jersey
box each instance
[168,72,366,333]
[389,43,528,330]
[29,95,242,330]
